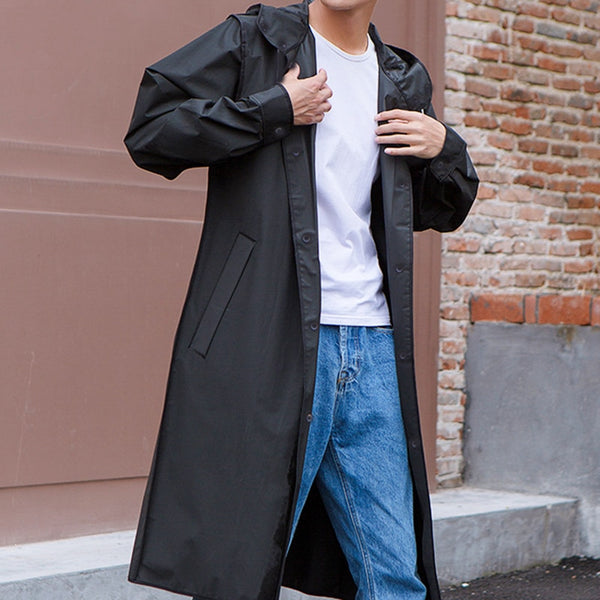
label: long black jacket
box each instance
[124,2,478,600]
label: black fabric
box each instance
[124,3,478,600]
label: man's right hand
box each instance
[281,65,332,126]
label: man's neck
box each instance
[308,1,376,55]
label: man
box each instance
[124,1,478,600]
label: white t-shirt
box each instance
[312,27,391,326]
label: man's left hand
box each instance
[375,109,446,159]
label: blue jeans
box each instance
[288,325,426,600]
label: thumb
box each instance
[314,68,328,85]
[285,63,301,80]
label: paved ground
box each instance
[441,556,600,600]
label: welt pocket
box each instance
[189,232,255,357]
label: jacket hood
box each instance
[244,1,432,109]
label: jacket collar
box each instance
[246,1,432,109]
[247,1,310,53]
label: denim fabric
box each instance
[289,325,427,600]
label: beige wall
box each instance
[1,0,444,545]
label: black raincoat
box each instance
[124,2,478,600]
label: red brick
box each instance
[532,159,565,174]
[569,29,600,44]
[592,297,600,327]
[465,78,500,98]
[550,242,579,256]
[515,273,547,288]
[568,129,595,143]
[536,191,567,208]
[582,146,600,160]
[551,8,582,25]
[583,114,600,127]
[518,139,549,154]
[464,113,499,128]
[545,41,584,58]
[467,6,503,22]
[470,294,525,323]
[488,29,510,45]
[476,184,497,200]
[445,238,482,253]
[525,295,538,323]
[567,228,594,241]
[514,173,546,188]
[553,77,581,91]
[483,63,515,80]
[516,205,546,220]
[584,80,600,94]
[567,196,596,208]
[500,118,533,135]
[471,45,506,61]
[501,86,536,102]
[570,0,595,10]
[581,181,600,194]
[518,2,550,17]
[583,46,600,61]
[513,17,535,33]
[548,179,578,193]
[551,144,579,158]
[565,260,595,274]
[550,110,581,125]
[537,295,592,325]
[538,226,564,240]
[567,165,592,177]
[515,106,547,120]
[518,35,546,51]
[481,100,515,114]
[487,133,515,150]
[534,90,567,106]
[537,56,568,72]
[506,155,533,170]
[441,305,471,320]
[568,95,594,110]
[534,123,567,140]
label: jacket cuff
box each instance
[428,125,467,182]
[250,83,294,145]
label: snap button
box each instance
[274,127,284,136]
[292,150,300,157]
[310,323,318,331]
[410,441,418,449]
[306,413,313,422]
[395,265,403,273]
[302,234,311,243]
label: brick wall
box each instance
[438,0,600,487]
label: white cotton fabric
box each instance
[312,26,391,326]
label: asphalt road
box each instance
[441,556,600,600]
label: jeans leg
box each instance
[287,325,339,551]
[315,326,427,600]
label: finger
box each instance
[376,109,422,122]
[284,63,301,80]
[375,122,413,135]
[319,87,333,101]
[320,101,332,113]
[384,145,426,156]
[375,134,419,146]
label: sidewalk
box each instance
[441,556,600,600]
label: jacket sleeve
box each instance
[410,103,479,232]
[124,17,293,179]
